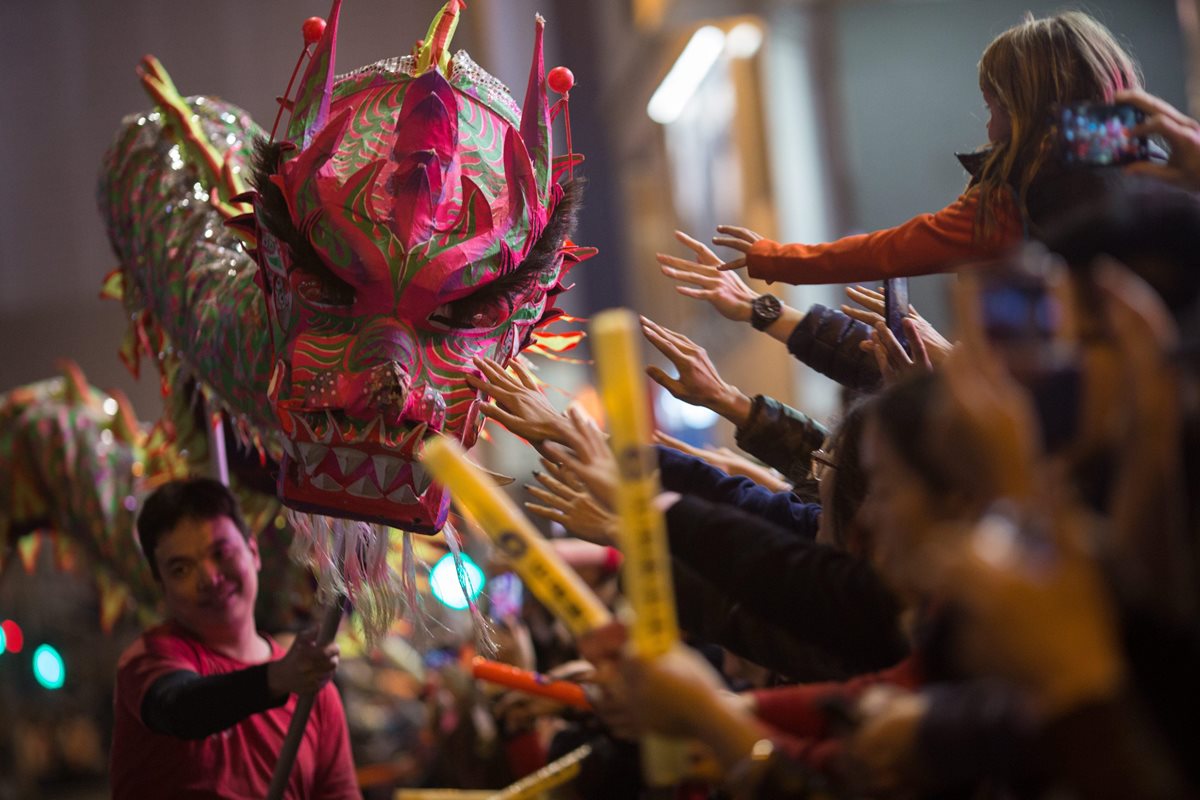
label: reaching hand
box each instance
[926,502,1123,721]
[576,622,638,740]
[466,356,571,456]
[860,319,935,385]
[620,645,733,739]
[654,430,791,493]
[267,629,339,697]
[655,230,758,321]
[542,408,618,510]
[711,225,763,272]
[1117,89,1200,191]
[842,284,954,364]
[848,686,928,796]
[525,459,618,545]
[641,316,753,426]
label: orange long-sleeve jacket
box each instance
[746,189,1024,285]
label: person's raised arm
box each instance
[141,632,338,740]
[656,229,803,344]
[641,315,753,427]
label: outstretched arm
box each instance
[140,632,338,740]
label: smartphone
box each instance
[1057,102,1149,167]
[883,278,910,352]
[978,271,1057,345]
[487,572,524,621]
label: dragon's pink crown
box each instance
[240,0,589,531]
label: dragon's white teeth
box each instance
[311,472,343,492]
[279,437,296,459]
[387,484,418,504]
[371,455,406,491]
[361,414,382,444]
[401,422,428,452]
[346,475,384,499]
[333,446,368,476]
[297,414,321,443]
[323,410,339,444]
[411,463,433,494]
[297,443,329,475]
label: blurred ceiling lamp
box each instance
[647,22,764,125]
[725,22,764,58]
[647,25,727,124]
[655,388,719,431]
[634,0,670,30]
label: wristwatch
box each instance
[750,293,782,331]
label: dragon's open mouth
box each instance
[275,407,449,532]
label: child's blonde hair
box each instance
[974,11,1142,236]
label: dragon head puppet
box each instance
[247,0,586,532]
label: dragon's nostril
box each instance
[402,383,446,431]
[363,362,412,421]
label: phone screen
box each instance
[980,283,1057,342]
[884,278,910,352]
[1058,102,1148,167]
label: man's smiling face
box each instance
[153,515,261,639]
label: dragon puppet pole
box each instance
[206,404,230,487]
[266,543,349,800]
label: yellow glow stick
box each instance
[421,438,612,637]
[591,308,688,785]
[395,744,592,800]
[489,743,591,799]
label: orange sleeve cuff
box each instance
[746,192,1022,285]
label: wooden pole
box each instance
[265,588,348,799]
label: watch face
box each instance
[751,294,782,329]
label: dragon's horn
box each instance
[285,0,342,150]
[107,389,142,446]
[58,360,94,409]
[520,14,553,202]
[415,0,466,75]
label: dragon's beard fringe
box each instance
[286,509,496,655]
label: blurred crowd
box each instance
[383,11,1200,800]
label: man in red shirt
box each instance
[110,477,360,799]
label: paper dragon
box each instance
[83,0,591,636]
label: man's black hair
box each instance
[137,478,251,580]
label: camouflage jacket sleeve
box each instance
[734,395,829,487]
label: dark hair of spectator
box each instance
[826,401,873,556]
[868,372,958,500]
